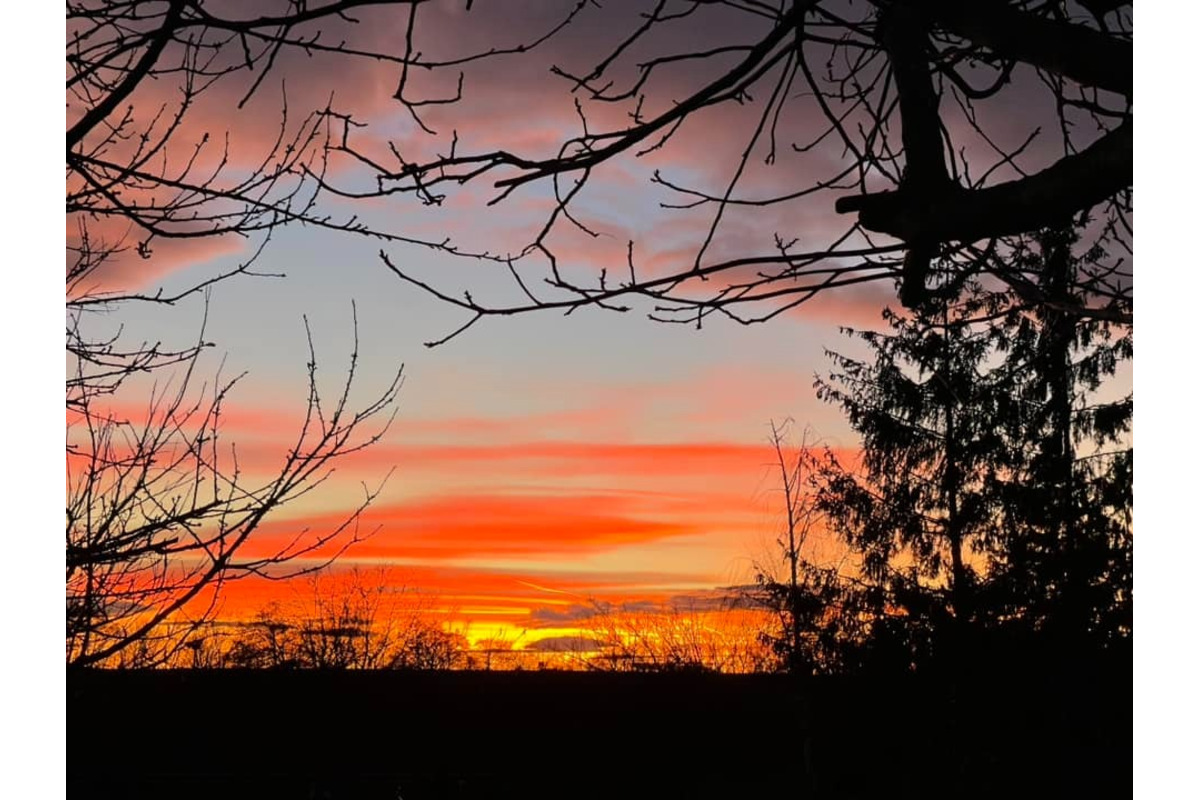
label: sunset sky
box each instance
[90,212,874,646]
[62,0,1136,650]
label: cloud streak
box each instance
[239,489,748,562]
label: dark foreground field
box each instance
[68,662,1130,800]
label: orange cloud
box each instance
[211,437,778,487]
[237,489,744,563]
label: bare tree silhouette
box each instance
[220,567,466,670]
[66,309,403,667]
[65,2,461,665]
[347,0,1133,342]
[69,3,1132,350]
[583,596,775,673]
[751,420,838,674]
[66,0,583,287]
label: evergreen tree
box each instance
[985,229,1132,652]
[812,280,1017,668]
[784,225,1131,671]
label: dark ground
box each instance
[67,661,1130,800]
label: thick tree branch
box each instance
[918,0,1132,96]
[836,118,1131,248]
[877,2,950,307]
[67,0,185,150]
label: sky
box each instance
[88,202,871,647]
[62,0,1135,651]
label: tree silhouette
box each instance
[813,282,1020,667]
[752,421,843,674]
[583,596,774,673]
[982,227,1132,651]
[69,3,1131,348]
[348,0,1132,342]
[796,224,1130,670]
[66,3,433,665]
[66,0,590,290]
[222,567,466,670]
[66,313,403,668]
